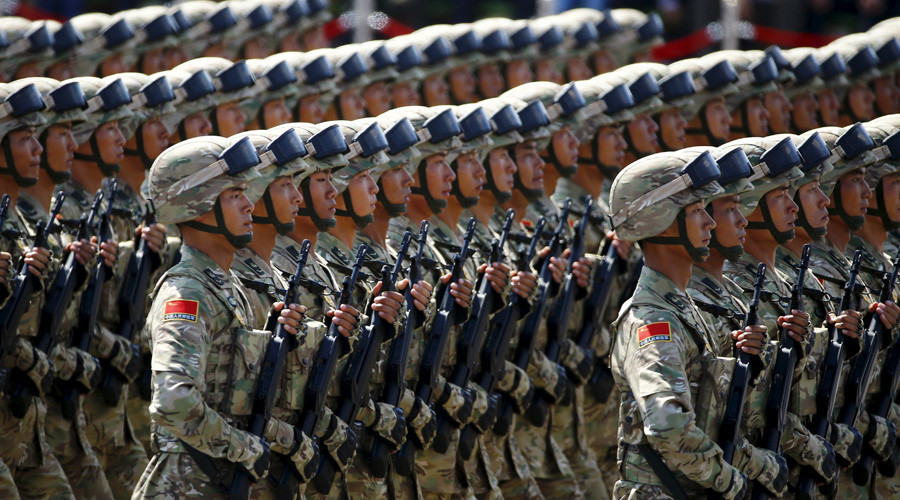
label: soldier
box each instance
[549,14,600,82]
[819,43,880,125]
[812,51,850,127]
[272,51,338,124]
[227,1,278,60]
[44,20,81,81]
[595,68,664,164]
[667,58,739,147]
[487,19,539,91]
[117,8,181,75]
[163,68,217,144]
[698,52,779,141]
[383,42,427,108]
[752,47,796,135]
[68,14,137,77]
[354,42,401,116]
[173,58,255,137]
[176,1,244,60]
[782,49,826,133]
[243,58,298,130]
[467,23,513,100]
[526,22,566,84]
[318,49,370,121]
[0,82,72,500]
[0,18,53,80]
[607,9,664,65]
[396,34,454,107]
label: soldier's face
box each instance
[420,154,454,203]
[4,127,42,181]
[873,75,900,114]
[592,50,617,74]
[259,175,302,226]
[817,89,840,125]
[831,169,871,218]
[454,152,485,200]
[379,165,414,206]
[796,180,830,231]
[658,110,687,150]
[743,97,770,137]
[477,63,504,98]
[550,127,580,167]
[165,46,189,68]
[704,98,732,140]
[590,125,626,167]
[566,58,593,81]
[449,67,477,103]
[423,76,450,106]
[710,195,747,248]
[488,147,516,194]
[141,49,168,75]
[279,33,302,53]
[202,41,229,59]
[258,98,292,129]
[626,114,659,154]
[298,94,325,123]
[764,89,792,133]
[362,82,392,116]
[758,185,798,235]
[302,171,338,221]
[14,62,40,79]
[242,37,269,60]
[534,61,563,85]
[391,82,421,107]
[301,27,328,51]
[180,112,213,141]
[847,84,875,121]
[505,60,533,89]
[45,123,77,175]
[881,173,900,223]
[513,140,545,192]
[791,92,819,131]
[99,54,129,77]
[346,171,378,217]
[215,102,247,137]
[138,117,171,160]
[93,121,125,166]
[46,60,75,80]
[681,201,715,252]
[332,91,365,121]
[215,185,254,239]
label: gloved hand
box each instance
[407,397,437,448]
[472,390,500,434]
[732,439,787,497]
[560,339,595,385]
[496,361,534,414]
[436,380,475,427]
[361,400,406,449]
[320,414,361,470]
[799,433,837,484]
[229,434,271,483]
[16,341,53,396]
[107,337,142,382]
[864,413,897,462]
[286,428,318,483]
[831,422,863,466]
[67,347,101,393]
[723,468,747,500]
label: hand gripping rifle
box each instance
[226,240,311,500]
[750,244,812,500]
[368,221,429,479]
[274,244,367,499]
[58,180,117,421]
[849,250,900,486]
[1,194,65,414]
[103,201,161,407]
[524,197,591,426]
[710,263,766,500]
[465,216,544,447]
[432,210,515,456]
[796,252,863,498]
[312,233,412,493]
[392,218,476,477]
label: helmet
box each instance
[861,118,900,229]
[781,48,826,100]
[364,114,424,216]
[174,57,258,106]
[242,58,300,126]
[177,1,244,58]
[324,119,392,227]
[116,72,177,141]
[698,51,778,112]
[118,7,180,62]
[608,9,664,65]
[0,82,47,187]
[571,78,635,143]
[69,76,134,176]
[269,51,338,116]
[68,14,138,76]
[668,57,740,122]
[228,0,279,58]
[0,18,54,77]
[148,135,262,227]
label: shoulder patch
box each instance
[164,300,199,322]
[638,322,672,348]
[203,268,226,286]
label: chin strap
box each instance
[73,133,120,176]
[450,158,479,208]
[578,138,620,177]
[827,183,866,231]
[728,100,752,139]
[123,122,155,170]
[38,131,71,184]
[541,140,577,178]
[334,189,375,229]
[376,178,408,217]
[642,209,710,263]
[410,160,448,214]
[705,205,745,261]
[0,136,38,187]
[182,198,253,249]
[866,179,900,231]
[622,122,654,160]
[746,196,796,244]
[794,192,828,240]
[251,187,296,235]
[297,177,337,231]
[685,106,728,146]
[483,151,512,204]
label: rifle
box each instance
[432,209,515,456]
[369,221,429,479]
[849,250,900,486]
[0,194,65,390]
[464,216,544,449]
[217,240,311,500]
[796,252,863,498]
[312,233,412,493]
[495,201,572,432]
[0,195,10,306]
[102,201,161,407]
[750,244,811,500]
[58,180,118,420]
[392,218,477,477]
[524,198,592,427]
[274,245,368,499]
[711,263,767,500]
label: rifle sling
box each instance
[635,443,690,500]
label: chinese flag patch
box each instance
[638,322,671,348]
[164,300,199,322]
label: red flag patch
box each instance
[638,322,671,348]
[164,300,199,322]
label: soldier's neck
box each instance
[742,232,778,271]
[247,224,277,261]
[405,196,434,226]
[571,167,605,198]
[470,195,496,225]
[23,175,54,211]
[508,191,530,219]
[643,244,693,291]
[854,216,886,253]
[437,200,462,236]
[70,159,106,194]
[783,234,811,258]
[694,251,725,283]
[118,157,147,196]
[181,230,235,271]
[543,167,560,197]
[361,205,389,247]
[825,218,852,253]
[288,221,318,251]
[0,175,18,207]
[330,217,357,250]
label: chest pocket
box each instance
[205,326,270,416]
[277,322,324,410]
[692,352,735,444]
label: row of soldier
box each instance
[0,4,897,500]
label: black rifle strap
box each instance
[180,442,230,494]
[636,443,690,500]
